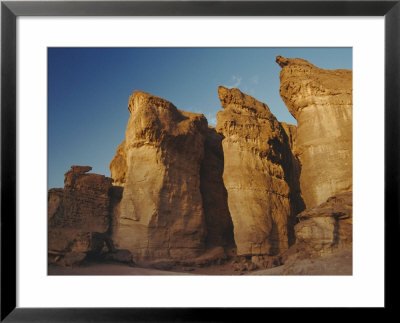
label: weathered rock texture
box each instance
[215,86,303,257]
[277,55,353,208]
[48,166,114,259]
[277,190,352,272]
[109,140,127,187]
[200,127,235,249]
[294,191,352,257]
[110,91,209,262]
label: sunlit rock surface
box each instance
[277,55,352,208]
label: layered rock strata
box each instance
[277,55,353,208]
[110,91,208,262]
[215,86,303,257]
[48,166,114,264]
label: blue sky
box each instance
[48,47,352,188]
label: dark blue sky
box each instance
[48,47,352,188]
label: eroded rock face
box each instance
[294,191,352,256]
[48,166,114,255]
[216,86,303,257]
[110,91,208,262]
[277,55,352,208]
[109,140,127,187]
[279,191,352,270]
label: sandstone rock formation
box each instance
[215,86,303,257]
[49,55,353,275]
[48,166,114,262]
[294,191,352,256]
[274,191,353,274]
[109,91,209,262]
[109,140,127,187]
[277,55,352,208]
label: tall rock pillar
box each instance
[216,86,301,256]
[276,56,353,208]
[110,91,208,262]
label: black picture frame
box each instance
[1,0,398,321]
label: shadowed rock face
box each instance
[215,86,303,257]
[48,166,114,255]
[277,55,352,208]
[110,91,209,262]
[200,127,235,249]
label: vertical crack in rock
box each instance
[200,127,236,250]
[276,55,353,208]
[215,86,304,257]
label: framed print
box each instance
[1,0,399,321]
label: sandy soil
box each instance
[49,262,189,275]
[49,249,352,276]
[48,260,243,276]
[252,249,353,275]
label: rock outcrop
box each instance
[48,166,114,264]
[276,191,353,273]
[277,55,352,208]
[109,91,209,262]
[215,86,303,257]
[109,140,127,187]
[294,191,352,257]
[48,55,353,275]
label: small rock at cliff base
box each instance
[279,191,352,270]
[105,249,134,265]
[294,191,352,256]
[59,252,87,267]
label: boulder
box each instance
[105,249,134,264]
[277,55,352,208]
[59,252,86,267]
[294,191,352,257]
[110,90,208,262]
